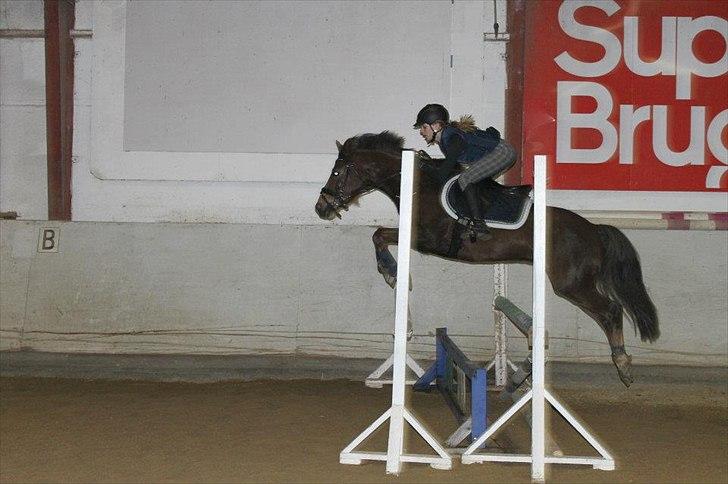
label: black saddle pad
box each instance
[442,177,533,228]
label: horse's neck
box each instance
[362,150,439,211]
[374,158,439,213]
[377,170,402,210]
[360,152,402,208]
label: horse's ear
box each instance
[336,140,343,152]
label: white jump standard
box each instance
[364,349,427,389]
[340,150,452,473]
[460,155,615,480]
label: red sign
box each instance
[522,0,728,192]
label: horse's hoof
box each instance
[377,262,393,275]
[384,274,396,289]
[612,353,634,387]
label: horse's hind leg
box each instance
[553,278,634,386]
[592,302,634,387]
[373,227,399,288]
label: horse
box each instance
[314,131,659,387]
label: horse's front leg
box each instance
[372,227,399,289]
[373,226,418,340]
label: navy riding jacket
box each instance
[431,125,501,182]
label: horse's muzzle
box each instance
[315,194,340,220]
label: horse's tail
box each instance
[596,225,660,342]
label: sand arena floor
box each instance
[1,374,726,483]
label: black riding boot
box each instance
[463,184,491,237]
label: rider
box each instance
[414,103,517,237]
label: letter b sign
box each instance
[37,228,60,253]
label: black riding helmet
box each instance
[413,104,449,128]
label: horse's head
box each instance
[315,132,404,220]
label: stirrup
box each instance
[458,218,492,242]
[470,219,490,233]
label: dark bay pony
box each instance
[314,131,659,387]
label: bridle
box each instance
[319,158,364,211]
[319,155,402,214]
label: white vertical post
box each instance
[493,263,508,387]
[492,163,509,387]
[340,151,451,473]
[531,155,547,481]
[463,154,614,474]
[385,149,416,474]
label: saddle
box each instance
[441,176,533,229]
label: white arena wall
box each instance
[1,1,727,368]
[1,220,727,367]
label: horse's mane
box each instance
[342,131,404,156]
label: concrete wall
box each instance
[1,1,726,368]
[71,0,497,225]
[2,219,726,367]
[0,0,47,220]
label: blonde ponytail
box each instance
[450,114,479,133]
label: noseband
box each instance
[320,154,404,215]
[319,158,366,211]
[321,158,401,208]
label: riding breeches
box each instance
[457,140,517,190]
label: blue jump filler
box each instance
[414,328,488,443]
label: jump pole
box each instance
[340,150,452,473]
